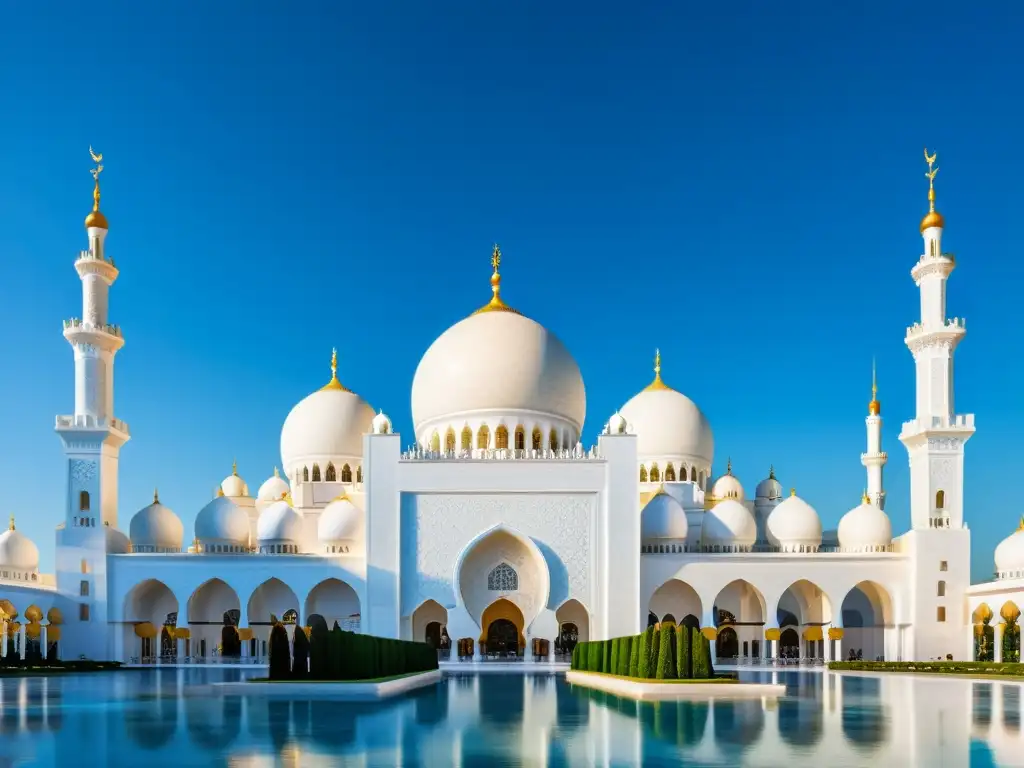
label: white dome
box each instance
[256,500,303,544]
[105,525,131,554]
[618,354,713,464]
[755,467,783,500]
[0,518,38,571]
[766,492,822,550]
[195,496,250,547]
[606,412,627,435]
[220,462,249,498]
[410,273,586,438]
[837,497,893,551]
[994,520,1024,577]
[319,495,363,542]
[641,491,688,541]
[710,466,745,502]
[257,468,290,503]
[702,499,756,549]
[129,492,184,552]
[372,411,392,435]
[280,351,376,473]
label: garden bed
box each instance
[566,670,785,700]
[829,661,1024,678]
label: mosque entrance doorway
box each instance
[425,621,443,649]
[779,628,800,659]
[487,619,519,656]
[716,627,739,659]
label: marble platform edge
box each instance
[565,671,787,700]
[439,661,570,674]
[209,669,442,698]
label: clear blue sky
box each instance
[1,2,1021,582]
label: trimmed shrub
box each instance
[291,627,310,679]
[648,627,661,679]
[268,624,291,680]
[309,621,330,678]
[602,640,612,673]
[588,642,601,673]
[677,622,692,679]
[656,624,676,680]
[618,637,631,676]
[829,661,1024,675]
[610,639,620,675]
[327,625,344,679]
[628,634,640,677]
[691,628,714,679]
[637,627,654,679]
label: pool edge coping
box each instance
[209,669,442,699]
[565,670,787,700]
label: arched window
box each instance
[356,465,362,483]
[430,431,441,452]
[936,490,945,509]
[691,466,697,482]
[665,463,676,482]
[640,465,648,483]
[650,463,661,483]
[341,464,353,483]
[531,427,542,451]
[312,463,322,482]
[549,429,559,452]
[303,466,310,482]
[487,562,519,591]
[282,609,298,625]
[514,426,526,451]
[461,426,473,451]
[477,425,490,450]
[325,462,337,482]
[445,428,456,452]
[79,490,90,511]
[937,580,946,597]
[495,425,509,450]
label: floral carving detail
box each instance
[927,438,962,451]
[70,459,97,483]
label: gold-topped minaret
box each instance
[84,146,109,230]
[920,147,944,232]
[320,348,350,392]
[644,349,671,391]
[868,358,881,415]
[472,244,519,315]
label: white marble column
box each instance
[0,620,6,658]
[994,623,1005,663]
[19,624,27,660]
[40,625,47,661]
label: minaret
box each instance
[861,360,887,510]
[55,148,130,532]
[898,149,974,530]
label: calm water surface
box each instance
[0,668,1020,766]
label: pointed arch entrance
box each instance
[480,598,525,658]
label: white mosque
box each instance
[0,149,1020,667]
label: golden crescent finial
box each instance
[85,146,109,229]
[644,348,670,391]
[321,347,349,391]
[920,148,944,231]
[472,243,519,315]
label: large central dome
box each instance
[411,247,586,444]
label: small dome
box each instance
[221,461,249,498]
[0,517,39,571]
[920,210,945,233]
[766,491,822,550]
[755,466,783,500]
[994,519,1024,577]
[702,499,756,549]
[710,461,745,502]
[105,525,131,554]
[195,496,250,548]
[319,495,363,542]
[371,411,392,435]
[257,468,290,503]
[256,500,303,545]
[837,496,893,551]
[641,490,688,541]
[129,491,184,552]
[606,412,627,435]
[281,350,376,473]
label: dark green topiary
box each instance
[648,626,661,679]
[328,624,344,680]
[291,627,310,679]
[309,621,330,678]
[677,623,692,679]
[636,626,654,679]
[610,638,620,675]
[691,627,713,679]
[628,633,640,677]
[268,624,291,680]
[588,641,601,673]
[602,640,611,673]
[571,643,581,670]
[618,637,631,676]
[656,624,676,679]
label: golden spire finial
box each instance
[217,487,225,497]
[320,347,349,391]
[790,487,796,497]
[273,466,280,478]
[85,146,109,230]
[472,243,519,315]
[726,457,732,475]
[8,514,14,531]
[644,348,670,391]
[869,358,881,415]
[769,464,775,480]
[153,487,159,504]
[920,148,945,232]
[1018,515,1024,532]
[232,459,238,476]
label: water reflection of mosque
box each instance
[4,672,1024,764]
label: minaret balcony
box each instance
[860,451,887,463]
[55,414,131,437]
[905,319,966,351]
[74,251,118,282]
[898,414,975,442]
[63,318,125,351]
[77,249,116,268]
[911,253,955,281]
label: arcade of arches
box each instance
[0,600,63,661]
[647,579,896,663]
[121,577,361,663]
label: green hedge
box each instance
[268,624,438,681]
[829,661,1024,676]
[572,624,716,680]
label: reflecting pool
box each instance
[0,668,1021,766]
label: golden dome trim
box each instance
[862,490,871,504]
[643,349,672,392]
[471,244,522,316]
[85,146,109,230]
[320,348,352,392]
[1018,515,1024,533]
[919,148,945,232]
